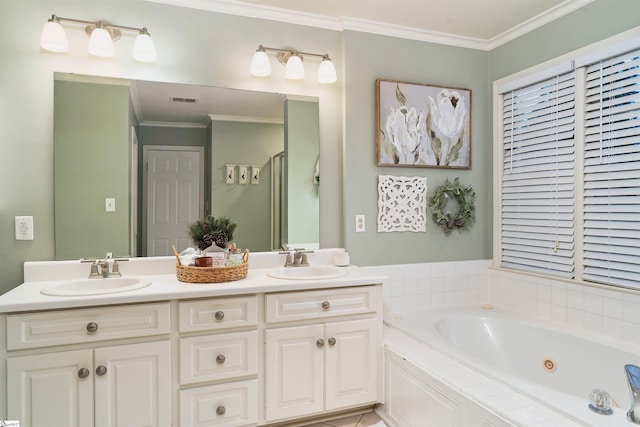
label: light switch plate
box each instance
[105,198,116,212]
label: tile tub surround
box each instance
[364,259,640,342]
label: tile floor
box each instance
[301,411,387,427]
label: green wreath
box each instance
[429,178,476,235]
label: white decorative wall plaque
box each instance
[377,175,427,232]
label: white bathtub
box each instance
[382,305,640,426]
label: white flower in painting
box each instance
[428,89,466,165]
[385,106,427,164]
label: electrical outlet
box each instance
[15,216,34,240]
[355,214,365,232]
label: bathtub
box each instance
[382,305,640,426]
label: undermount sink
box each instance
[41,277,151,297]
[267,266,348,280]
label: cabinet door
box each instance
[94,341,171,427]
[7,349,94,427]
[265,324,324,421]
[325,318,379,410]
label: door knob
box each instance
[215,311,225,321]
[316,338,325,347]
[95,365,108,376]
[328,337,336,346]
[216,405,226,415]
[216,354,226,364]
[78,368,90,378]
[321,300,330,310]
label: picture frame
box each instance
[376,79,471,169]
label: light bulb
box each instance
[250,48,271,77]
[318,57,337,84]
[132,30,156,62]
[285,54,304,80]
[88,26,114,58]
[40,19,69,53]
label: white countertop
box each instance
[0,249,386,313]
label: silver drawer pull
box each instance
[321,300,330,310]
[328,337,336,346]
[78,368,90,379]
[86,322,98,334]
[216,405,226,416]
[215,311,225,321]
[216,354,226,364]
[96,365,108,376]
[316,338,324,347]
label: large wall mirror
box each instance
[54,73,319,260]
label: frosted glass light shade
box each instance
[250,50,271,77]
[318,58,337,84]
[88,27,114,57]
[285,55,304,80]
[40,20,69,53]
[132,33,156,62]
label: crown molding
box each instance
[209,114,284,124]
[139,121,208,128]
[144,0,594,51]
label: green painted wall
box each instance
[54,80,130,259]
[343,31,491,266]
[211,121,284,252]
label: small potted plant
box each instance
[187,215,237,258]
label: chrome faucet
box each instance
[626,364,640,424]
[82,253,127,279]
[279,249,313,267]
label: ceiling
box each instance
[148,0,594,49]
[137,0,594,125]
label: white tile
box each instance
[431,262,444,277]
[567,308,584,328]
[390,281,405,297]
[418,293,432,310]
[391,296,406,313]
[584,312,603,333]
[623,321,640,342]
[432,291,444,307]
[602,297,622,320]
[417,280,431,295]
[603,316,622,338]
[623,300,640,324]
[443,261,457,277]
[404,279,418,296]
[404,263,419,280]
[551,304,567,323]
[418,263,432,279]
[551,285,567,306]
[584,293,602,315]
[431,277,444,293]
[536,283,552,303]
[567,289,584,310]
[537,300,552,320]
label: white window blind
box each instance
[583,49,640,288]
[501,72,576,278]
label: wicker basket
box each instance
[176,249,249,283]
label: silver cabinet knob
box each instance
[216,405,226,416]
[216,354,226,364]
[96,365,108,376]
[215,311,225,321]
[86,322,98,334]
[78,368,90,379]
[328,337,336,346]
[321,300,330,310]
[316,338,325,347]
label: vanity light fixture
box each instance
[250,45,337,84]
[40,14,157,62]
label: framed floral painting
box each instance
[376,79,471,169]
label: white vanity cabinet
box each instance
[177,295,259,427]
[264,286,380,423]
[5,303,171,427]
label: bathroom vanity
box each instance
[0,250,385,427]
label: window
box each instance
[495,32,640,290]
[582,49,640,288]
[501,73,575,278]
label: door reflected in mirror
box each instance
[53,73,319,260]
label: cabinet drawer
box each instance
[6,302,170,350]
[180,330,258,384]
[265,286,377,323]
[179,379,258,427]
[179,296,258,332]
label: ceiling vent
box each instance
[169,96,198,103]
